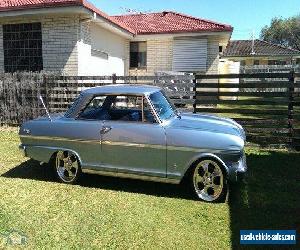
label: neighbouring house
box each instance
[221,39,300,68]
[0,0,233,76]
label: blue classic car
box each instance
[19,85,247,202]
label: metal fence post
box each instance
[193,74,197,113]
[288,70,295,149]
[112,73,117,84]
[42,74,48,115]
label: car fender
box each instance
[25,145,83,166]
[182,152,229,179]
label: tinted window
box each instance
[79,96,107,120]
[78,95,155,123]
[149,91,176,121]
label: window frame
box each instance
[253,60,260,66]
[268,59,287,66]
[129,41,147,69]
[76,94,158,124]
[3,22,43,73]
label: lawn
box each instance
[0,127,299,249]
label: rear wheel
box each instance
[55,151,81,184]
[191,159,227,202]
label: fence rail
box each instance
[195,71,299,148]
[0,71,299,149]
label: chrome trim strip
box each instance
[102,140,165,150]
[21,135,240,154]
[102,140,236,153]
[145,93,162,124]
[20,135,100,144]
[82,168,180,184]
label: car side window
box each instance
[110,95,142,122]
[78,96,107,120]
[78,95,156,123]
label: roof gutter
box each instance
[0,5,134,39]
[88,11,134,39]
[132,31,232,40]
[0,5,85,18]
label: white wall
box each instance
[78,22,127,76]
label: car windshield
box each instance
[149,91,177,121]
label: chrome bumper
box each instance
[228,153,247,182]
[19,144,27,157]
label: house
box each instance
[221,39,300,67]
[0,0,233,76]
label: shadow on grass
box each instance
[2,150,300,248]
[229,151,300,249]
[1,159,194,201]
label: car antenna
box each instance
[39,95,52,122]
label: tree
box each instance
[260,15,300,50]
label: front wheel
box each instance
[55,151,81,184]
[191,159,227,202]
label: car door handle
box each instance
[100,126,112,134]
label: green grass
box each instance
[0,128,299,249]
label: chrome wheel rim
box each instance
[193,160,224,201]
[56,151,79,183]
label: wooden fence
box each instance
[195,71,300,148]
[0,71,299,149]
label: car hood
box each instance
[167,112,245,139]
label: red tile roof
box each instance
[0,1,232,35]
[0,0,135,34]
[0,0,81,10]
[113,11,233,35]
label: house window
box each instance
[268,60,286,65]
[240,60,246,66]
[219,46,223,53]
[3,22,43,72]
[130,42,147,68]
[254,60,260,65]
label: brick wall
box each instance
[197,36,220,95]
[129,36,220,76]
[129,38,173,76]
[0,15,80,74]
[42,16,79,74]
[147,38,173,73]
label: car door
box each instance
[60,119,103,169]
[100,95,167,177]
[71,95,108,169]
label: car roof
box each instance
[83,84,161,96]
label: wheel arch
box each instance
[51,148,82,164]
[43,147,83,167]
[181,153,229,182]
